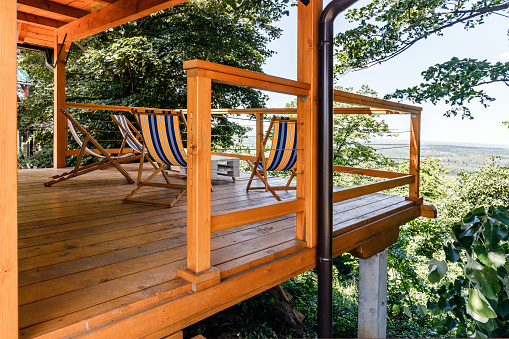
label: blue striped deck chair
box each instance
[110,114,158,170]
[246,115,297,201]
[44,109,136,187]
[123,108,188,207]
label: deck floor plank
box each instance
[17,165,415,338]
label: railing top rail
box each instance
[66,103,409,116]
[183,59,311,96]
[334,89,422,114]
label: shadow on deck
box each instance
[18,164,421,338]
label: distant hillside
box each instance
[373,140,509,175]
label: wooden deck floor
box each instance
[17,164,419,338]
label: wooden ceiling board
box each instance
[18,12,66,28]
[66,0,110,12]
[18,0,90,19]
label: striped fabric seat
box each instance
[247,115,298,201]
[44,108,136,187]
[123,109,188,207]
[68,119,106,158]
[136,112,187,167]
[111,114,143,153]
[258,117,297,172]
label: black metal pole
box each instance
[317,0,358,337]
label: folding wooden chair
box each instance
[44,108,136,187]
[110,113,158,170]
[123,109,188,207]
[246,116,297,201]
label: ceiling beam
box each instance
[57,0,187,43]
[18,22,28,43]
[18,0,89,19]
[17,11,64,28]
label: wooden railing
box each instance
[64,60,424,287]
[177,59,312,285]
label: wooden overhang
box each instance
[16,0,187,48]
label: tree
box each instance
[17,0,290,166]
[333,0,509,118]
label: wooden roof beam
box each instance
[17,22,28,43]
[57,0,187,43]
[18,0,90,19]
[17,11,65,28]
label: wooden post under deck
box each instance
[409,113,421,198]
[178,72,219,290]
[0,0,18,336]
[54,42,67,168]
[297,0,322,247]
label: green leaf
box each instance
[418,304,427,317]
[465,253,483,284]
[392,304,400,314]
[472,266,501,300]
[497,299,509,317]
[444,243,460,262]
[467,288,497,321]
[484,220,507,246]
[428,259,448,283]
[403,306,412,318]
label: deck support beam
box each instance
[0,0,19,336]
[53,41,67,168]
[357,249,388,339]
[296,0,322,247]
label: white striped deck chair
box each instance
[44,108,136,187]
[123,109,188,207]
[246,115,297,201]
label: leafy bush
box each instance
[428,206,509,337]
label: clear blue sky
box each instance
[263,1,509,147]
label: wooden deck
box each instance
[18,164,420,338]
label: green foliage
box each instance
[386,58,509,119]
[334,0,509,72]
[17,0,290,168]
[334,0,509,118]
[428,206,509,337]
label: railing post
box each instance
[256,113,264,159]
[408,113,421,199]
[54,41,67,168]
[178,71,220,291]
[297,0,322,246]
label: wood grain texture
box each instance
[0,0,19,337]
[296,0,321,247]
[56,0,187,43]
[16,165,428,337]
[409,113,421,198]
[53,42,67,168]
[334,89,422,114]
[184,59,310,96]
[186,74,212,273]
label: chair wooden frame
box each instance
[44,109,136,187]
[110,113,158,170]
[123,109,188,207]
[246,115,297,201]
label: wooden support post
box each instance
[0,0,19,337]
[358,249,388,339]
[178,73,219,289]
[296,0,322,246]
[256,113,263,159]
[53,40,67,168]
[409,113,420,198]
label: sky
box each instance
[262,1,509,147]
